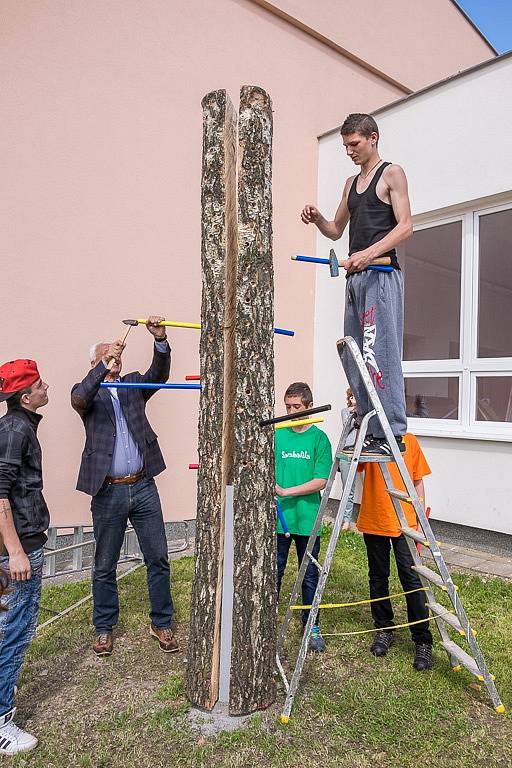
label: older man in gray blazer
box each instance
[71,316,178,657]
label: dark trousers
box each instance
[277,534,320,627]
[363,533,432,645]
[91,477,173,633]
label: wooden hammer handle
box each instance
[339,255,392,269]
[106,324,132,371]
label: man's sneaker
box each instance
[413,643,433,671]
[93,632,113,657]
[343,435,373,454]
[370,630,394,657]
[361,437,406,457]
[308,625,326,653]
[0,709,38,755]
[150,624,179,653]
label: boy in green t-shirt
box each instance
[275,382,332,652]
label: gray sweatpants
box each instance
[342,269,407,439]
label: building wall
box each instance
[0,0,494,526]
[259,0,495,91]
[315,55,512,533]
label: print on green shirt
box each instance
[275,425,332,537]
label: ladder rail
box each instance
[276,416,353,656]
[280,410,373,721]
[378,462,453,651]
[340,336,503,710]
[278,335,504,721]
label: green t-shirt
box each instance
[275,425,332,536]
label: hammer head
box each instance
[122,319,139,326]
[329,249,339,278]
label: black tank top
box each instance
[347,161,400,269]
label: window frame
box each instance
[403,199,512,442]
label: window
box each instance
[402,221,461,361]
[396,201,512,440]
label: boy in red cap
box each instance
[0,359,49,754]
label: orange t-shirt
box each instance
[357,433,431,538]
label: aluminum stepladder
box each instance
[276,335,504,722]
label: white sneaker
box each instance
[0,709,38,755]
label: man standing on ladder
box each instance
[302,113,413,457]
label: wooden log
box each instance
[229,86,277,715]
[187,89,238,709]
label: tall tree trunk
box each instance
[187,89,237,709]
[188,86,276,716]
[230,86,276,715]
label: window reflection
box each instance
[476,377,512,422]
[405,377,459,420]
[399,221,462,361]
[478,209,512,358]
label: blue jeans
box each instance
[277,534,320,627]
[340,461,357,524]
[91,477,173,633]
[0,548,44,717]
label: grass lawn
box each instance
[9,530,512,768]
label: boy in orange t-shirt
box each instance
[357,433,433,671]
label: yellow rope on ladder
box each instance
[290,586,427,611]
[321,611,453,637]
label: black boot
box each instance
[413,643,433,671]
[370,630,394,657]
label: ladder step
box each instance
[426,601,464,634]
[387,488,413,502]
[411,564,447,590]
[306,552,322,571]
[441,639,482,678]
[335,451,393,463]
[401,526,429,545]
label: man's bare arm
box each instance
[301,178,352,241]
[414,478,425,510]
[0,498,31,580]
[275,478,327,498]
[345,165,412,272]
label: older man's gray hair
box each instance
[89,342,110,364]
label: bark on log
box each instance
[229,86,277,715]
[187,89,237,709]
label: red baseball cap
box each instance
[0,360,41,402]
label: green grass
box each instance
[9,530,512,768]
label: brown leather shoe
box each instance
[93,632,113,657]
[150,624,179,653]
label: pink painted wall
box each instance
[266,0,495,91]
[0,0,493,524]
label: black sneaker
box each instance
[361,437,406,457]
[343,435,373,453]
[370,630,394,657]
[413,643,433,671]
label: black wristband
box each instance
[154,336,168,342]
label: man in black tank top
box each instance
[301,113,413,457]
[302,116,435,671]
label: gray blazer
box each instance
[71,344,171,496]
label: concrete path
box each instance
[422,539,512,579]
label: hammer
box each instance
[292,248,393,277]
[123,318,200,330]
[106,319,137,371]
[123,318,294,336]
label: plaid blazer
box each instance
[71,344,171,496]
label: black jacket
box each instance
[71,343,171,496]
[0,406,50,553]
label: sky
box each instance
[456,0,512,54]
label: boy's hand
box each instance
[275,484,288,497]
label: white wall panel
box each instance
[315,56,512,533]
